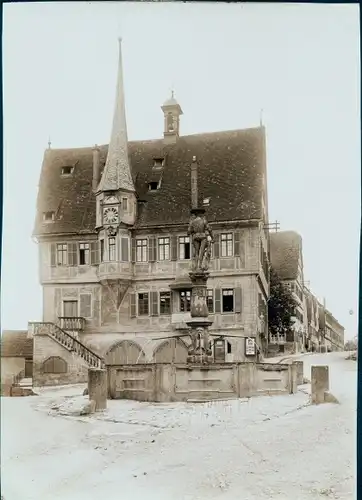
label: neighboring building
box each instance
[1,331,33,390]
[269,230,308,354]
[304,289,320,351]
[29,40,270,385]
[318,305,345,352]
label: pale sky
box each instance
[2,2,360,339]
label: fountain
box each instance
[186,206,214,364]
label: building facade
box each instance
[269,231,308,353]
[30,40,270,385]
[318,305,344,352]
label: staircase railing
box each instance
[58,316,86,331]
[29,322,105,369]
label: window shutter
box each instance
[170,290,174,314]
[171,235,178,261]
[50,243,56,267]
[68,242,78,266]
[130,293,136,318]
[80,293,92,318]
[214,288,221,313]
[234,231,240,256]
[131,238,136,263]
[240,234,246,268]
[90,241,100,265]
[234,287,242,313]
[213,234,220,258]
[149,237,156,262]
[121,237,129,262]
[151,291,159,316]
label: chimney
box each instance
[191,156,198,209]
[92,144,100,192]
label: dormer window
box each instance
[61,166,74,176]
[148,182,159,191]
[203,197,210,206]
[43,211,55,222]
[153,158,164,169]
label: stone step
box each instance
[18,378,33,388]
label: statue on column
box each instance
[187,208,214,272]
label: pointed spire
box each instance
[99,38,135,192]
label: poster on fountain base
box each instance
[245,337,256,356]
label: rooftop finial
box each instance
[260,108,264,126]
[47,137,51,149]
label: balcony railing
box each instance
[58,317,86,331]
[269,334,286,345]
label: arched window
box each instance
[43,356,68,374]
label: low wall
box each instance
[107,361,296,402]
[1,357,25,385]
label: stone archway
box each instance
[153,338,188,364]
[105,340,146,365]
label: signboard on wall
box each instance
[245,337,256,356]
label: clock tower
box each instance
[97,38,137,232]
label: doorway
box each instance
[25,358,33,378]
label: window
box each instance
[57,243,68,266]
[180,290,191,312]
[63,300,78,317]
[138,293,149,316]
[79,243,90,265]
[100,240,105,262]
[222,289,234,313]
[179,236,191,260]
[122,197,128,211]
[61,166,74,176]
[148,182,159,191]
[108,237,116,261]
[43,211,55,222]
[136,239,148,262]
[220,233,233,257]
[207,289,214,313]
[227,341,232,354]
[158,237,170,261]
[153,158,164,169]
[43,356,67,374]
[160,291,171,315]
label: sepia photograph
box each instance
[1,2,359,499]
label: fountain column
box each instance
[185,157,214,364]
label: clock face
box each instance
[103,206,119,225]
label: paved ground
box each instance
[1,352,356,500]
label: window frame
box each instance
[122,197,128,212]
[136,238,148,263]
[159,291,171,315]
[79,242,90,266]
[56,243,68,266]
[220,233,233,258]
[62,299,79,318]
[207,289,214,314]
[222,288,234,313]
[179,236,191,260]
[158,237,170,261]
[138,292,149,316]
[108,237,116,261]
[179,289,191,313]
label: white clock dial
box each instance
[103,207,119,224]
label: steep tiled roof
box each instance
[1,331,33,358]
[33,126,265,236]
[270,231,302,281]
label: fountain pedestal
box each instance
[186,271,214,364]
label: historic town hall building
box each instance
[30,40,270,385]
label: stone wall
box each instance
[1,357,25,384]
[33,334,88,387]
[107,361,295,402]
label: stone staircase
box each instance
[28,322,105,369]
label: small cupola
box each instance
[161,90,183,144]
